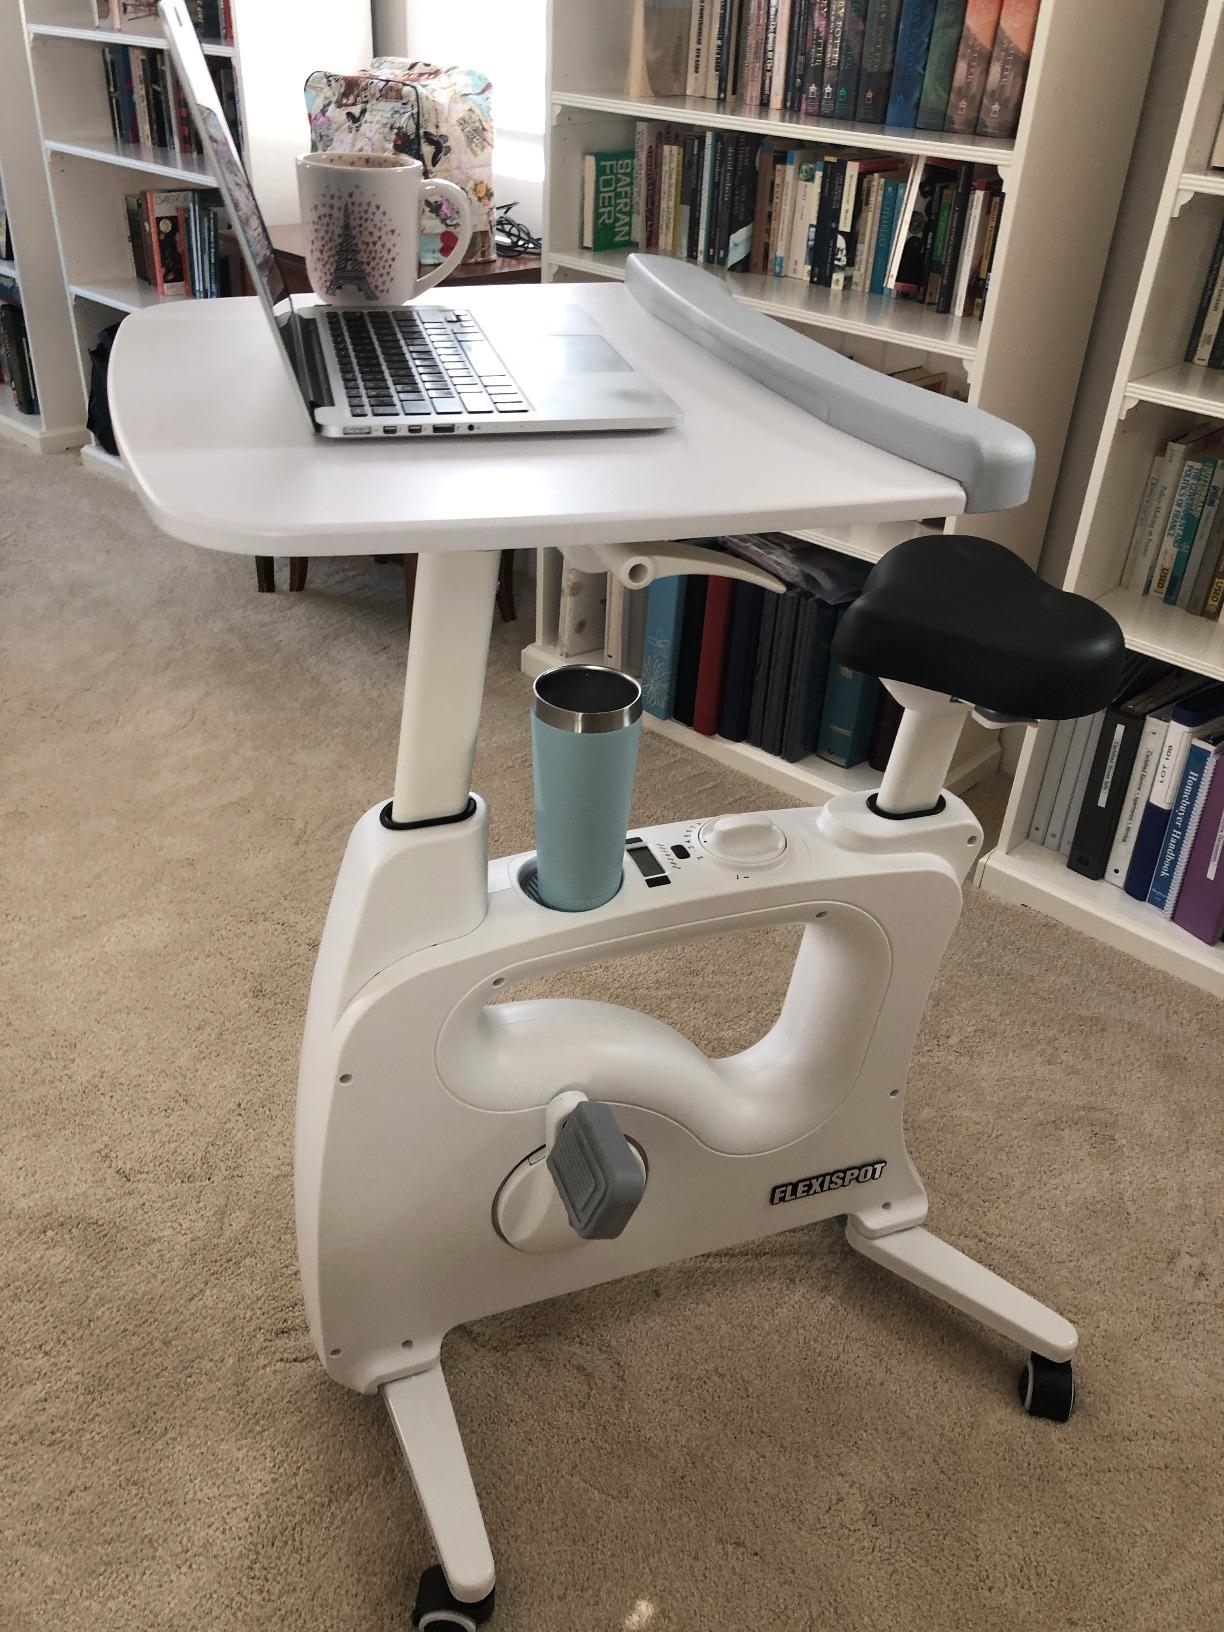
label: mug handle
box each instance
[415,179,474,295]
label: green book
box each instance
[916,0,967,130]
[816,659,881,767]
[581,149,636,251]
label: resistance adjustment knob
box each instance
[697,813,787,866]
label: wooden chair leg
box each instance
[496,549,517,622]
[255,556,275,593]
[402,554,418,627]
[288,557,308,592]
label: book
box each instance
[835,0,869,119]
[582,150,636,251]
[741,0,770,107]
[749,142,783,272]
[1184,497,1224,615]
[1149,458,1215,602]
[886,0,940,127]
[747,592,781,746]
[883,156,925,293]
[1188,221,1224,365]
[641,577,688,718]
[976,0,1041,138]
[1059,713,1106,857]
[801,0,832,114]
[786,157,825,278]
[916,0,967,131]
[1124,686,1224,900]
[1029,718,1076,846]
[1105,709,1175,888]
[672,575,710,725]
[870,175,904,292]
[692,577,736,734]
[769,0,796,109]
[1172,460,1224,607]
[821,0,849,117]
[718,583,769,741]
[1043,712,1096,853]
[687,0,715,94]
[810,156,846,287]
[1126,425,1218,594]
[761,590,804,753]
[816,662,880,766]
[950,179,988,314]
[936,164,974,313]
[857,0,904,121]
[944,0,1003,135]
[1147,722,1224,915]
[695,130,719,262]
[1066,667,1201,881]
[556,564,607,658]
[727,134,764,268]
[780,594,839,760]
[1171,750,1224,942]
[628,0,692,96]
[146,191,191,295]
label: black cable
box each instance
[494,202,541,258]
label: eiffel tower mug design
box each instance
[297,151,473,306]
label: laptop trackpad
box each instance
[533,334,632,374]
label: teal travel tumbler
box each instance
[531,666,643,911]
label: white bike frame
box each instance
[295,551,1077,1607]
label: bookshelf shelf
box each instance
[28,21,235,57]
[13,0,372,473]
[983,0,1224,998]
[548,249,981,361]
[68,276,185,313]
[1097,586,1224,683]
[551,90,1015,169]
[979,840,1224,992]
[46,135,214,185]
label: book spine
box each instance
[821,0,848,117]
[688,0,712,94]
[1191,225,1224,364]
[1171,760,1224,941]
[870,175,901,292]
[130,49,154,151]
[678,133,697,254]
[631,123,649,248]
[835,0,868,119]
[641,577,688,719]
[696,131,718,262]
[718,583,768,741]
[1029,718,1076,846]
[1124,717,1200,899]
[884,156,923,292]
[101,47,122,144]
[659,143,677,254]
[816,662,880,766]
[936,164,972,314]
[1044,713,1094,853]
[1067,708,1144,881]
[768,0,795,109]
[727,134,762,267]
[916,0,966,131]
[693,578,736,734]
[688,133,708,260]
[672,576,709,726]
[811,157,845,286]
[976,0,1040,138]
[922,183,953,305]
[1175,461,1224,607]
[113,45,139,146]
[886,0,939,127]
[1106,715,1166,886]
[775,153,800,275]
[785,0,813,111]
[1121,456,1166,588]
[830,160,861,289]
[970,185,1003,317]
[1147,743,1212,914]
[749,142,778,271]
[801,0,830,115]
[1149,459,1209,602]
[746,593,780,747]
[857,0,903,122]
[950,183,985,314]
[853,174,882,292]
[714,133,741,264]
[944,0,1003,135]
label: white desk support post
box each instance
[109,281,1086,1628]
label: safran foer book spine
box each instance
[944,0,1003,135]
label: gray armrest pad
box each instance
[625,253,1034,515]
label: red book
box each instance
[692,577,735,736]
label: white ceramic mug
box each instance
[296,151,473,306]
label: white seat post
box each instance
[875,683,973,816]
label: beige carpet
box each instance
[2,441,1221,1632]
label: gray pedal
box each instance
[546,1102,644,1240]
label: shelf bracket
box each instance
[1118,390,1142,421]
[1173,185,1197,219]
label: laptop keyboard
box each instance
[325,307,528,419]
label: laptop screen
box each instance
[158,1,312,418]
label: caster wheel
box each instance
[412,1564,496,1630]
[1019,1353,1075,1422]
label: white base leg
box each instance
[382,1366,496,1604]
[845,1223,1078,1362]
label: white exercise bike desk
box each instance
[110,277,1096,1631]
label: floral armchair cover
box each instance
[303,60,495,265]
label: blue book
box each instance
[1146,729,1224,914]
[870,177,902,294]
[1165,457,1218,605]
[816,658,881,768]
[885,0,940,128]
[1124,685,1224,900]
[640,576,687,720]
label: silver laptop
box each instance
[159,1,681,440]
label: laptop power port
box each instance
[343,426,372,436]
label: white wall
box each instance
[373,0,546,235]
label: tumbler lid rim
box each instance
[532,665,643,733]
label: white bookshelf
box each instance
[528,0,1166,807]
[0,3,88,451]
[981,0,1224,997]
[16,0,372,469]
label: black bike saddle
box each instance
[832,535,1126,720]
